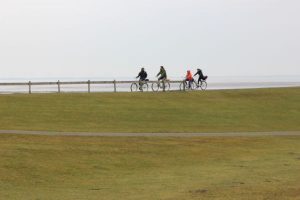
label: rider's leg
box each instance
[159,76,167,82]
[139,78,146,90]
[160,76,167,91]
[185,78,189,88]
[188,80,192,88]
[138,79,142,90]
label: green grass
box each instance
[1,88,300,199]
[0,87,299,133]
[0,135,300,200]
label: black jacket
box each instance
[194,70,204,78]
[137,71,147,79]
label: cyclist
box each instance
[185,70,194,89]
[194,68,208,86]
[136,67,148,90]
[156,66,167,81]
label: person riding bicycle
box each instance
[194,68,208,86]
[156,66,167,81]
[136,67,148,81]
[185,70,194,89]
[136,67,148,90]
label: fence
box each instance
[0,80,186,94]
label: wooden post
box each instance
[88,80,91,93]
[113,80,117,92]
[57,80,61,93]
[28,81,32,94]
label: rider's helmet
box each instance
[141,67,145,71]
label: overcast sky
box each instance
[0,0,299,79]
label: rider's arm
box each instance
[136,72,141,79]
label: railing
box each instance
[0,80,186,94]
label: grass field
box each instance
[0,87,299,133]
[1,87,300,199]
[0,134,300,200]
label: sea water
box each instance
[0,76,299,94]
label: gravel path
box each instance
[0,130,300,137]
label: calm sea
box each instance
[0,76,299,94]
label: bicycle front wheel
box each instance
[151,82,160,92]
[130,83,138,92]
[200,81,207,90]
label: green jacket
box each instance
[157,68,167,77]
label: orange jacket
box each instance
[186,70,192,80]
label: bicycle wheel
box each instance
[163,81,170,91]
[190,81,196,90]
[200,81,207,90]
[130,82,138,92]
[141,82,149,92]
[151,82,160,92]
[179,81,187,91]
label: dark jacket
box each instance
[137,71,147,80]
[194,70,204,77]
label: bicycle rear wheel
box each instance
[179,81,187,91]
[130,83,138,92]
[191,81,196,90]
[200,81,207,90]
[141,83,149,92]
[163,81,170,91]
[151,82,160,92]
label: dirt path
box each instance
[0,130,300,137]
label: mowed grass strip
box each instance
[0,87,299,133]
[0,135,300,200]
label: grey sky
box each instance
[0,0,299,79]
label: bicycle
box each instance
[130,79,149,92]
[151,79,170,92]
[179,79,207,91]
[179,79,197,91]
